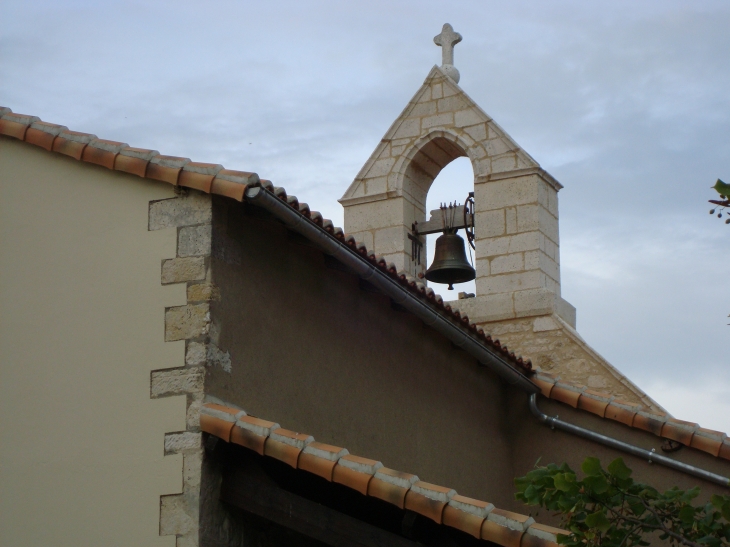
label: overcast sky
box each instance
[2,0,729,434]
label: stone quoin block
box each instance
[186,342,207,366]
[165,304,210,341]
[164,431,202,454]
[474,176,539,212]
[178,225,212,258]
[149,193,212,231]
[161,257,206,284]
[160,494,195,536]
[187,283,220,302]
[151,367,204,398]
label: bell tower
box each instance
[339,24,575,326]
[339,24,665,411]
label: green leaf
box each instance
[526,468,550,482]
[585,510,612,533]
[679,505,696,524]
[607,458,632,480]
[583,474,609,494]
[722,501,730,522]
[711,495,725,509]
[581,457,602,477]
[553,473,575,492]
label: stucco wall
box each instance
[204,197,730,518]
[0,138,187,546]
[205,198,517,504]
[505,392,730,519]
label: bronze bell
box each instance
[425,230,476,289]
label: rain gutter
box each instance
[244,186,539,394]
[529,394,730,488]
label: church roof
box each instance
[533,372,730,460]
[3,106,729,462]
[0,106,533,376]
[200,399,569,547]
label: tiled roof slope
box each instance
[0,107,532,374]
[201,400,568,547]
[532,372,730,461]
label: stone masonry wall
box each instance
[149,190,214,547]
[482,314,660,410]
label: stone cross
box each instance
[434,23,462,66]
[433,23,462,83]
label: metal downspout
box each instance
[244,186,539,394]
[529,394,730,488]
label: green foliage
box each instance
[515,458,730,547]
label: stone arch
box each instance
[392,129,483,218]
[339,65,542,278]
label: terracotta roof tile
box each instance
[114,146,160,177]
[200,403,246,442]
[660,418,698,447]
[200,400,568,545]
[179,162,224,193]
[146,154,191,185]
[522,523,566,547]
[532,372,730,462]
[264,428,314,468]
[720,440,730,461]
[52,130,97,160]
[443,495,493,538]
[82,139,129,169]
[298,442,349,481]
[231,415,279,455]
[369,468,420,509]
[632,410,668,437]
[550,382,585,408]
[333,454,383,494]
[0,113,39,140]
[531,374,555,398]
[604,399,641,427]
[404,481,456,523]
[482,509,534,547]
[211,169,259,201]
[690,428,727,458]
[577,390,613,418]
[25,121,67,150]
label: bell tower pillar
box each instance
[469,168,575,325]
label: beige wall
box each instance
[0,138,187,546]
